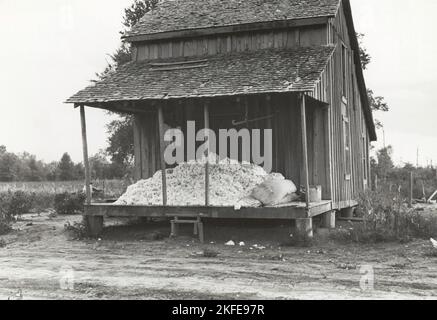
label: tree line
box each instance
[0,146,130,182]
[371,146,437,199]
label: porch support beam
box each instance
[80,105,92,205]
[157,103,168,206]
[204,100,210,206]
[300,93,310,210]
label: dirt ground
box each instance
[0,212,436,300]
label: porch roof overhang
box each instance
[66,46,335,106]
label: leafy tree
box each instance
[106,116,134,166]
[58,153,75,181]
[357,33,371,70]
[0,149,20,182]
[73,163,85,181]
[45,162,60,181]
[372,146,394,180]
[19,152,46,181]
[99,1,159,167]
[96,0,158,81]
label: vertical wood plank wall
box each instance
[133,112,160,181]
[309,1,371,209]
[135,26,326,61]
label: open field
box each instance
[0,211,436,300]
[0,180,127,198]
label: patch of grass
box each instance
[0,180,126,198]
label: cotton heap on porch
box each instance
[114,155,291,208]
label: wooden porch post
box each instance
[266,95,278,172]
[204,101,210,207]
[300,94,310,209]
[157,104,168,206]
[80,105,91,205]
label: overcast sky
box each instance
[1,0,436,166]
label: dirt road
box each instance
[0,213,436,300]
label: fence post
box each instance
[409,171,414,208]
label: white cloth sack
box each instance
[251,177,298,206]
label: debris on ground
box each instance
[47,209,58,219]
[225,240,236,246]
[190,249,220,258]
[239,241,246,247]
[431,238,437,250]
[337,263,357,270]
[252,244,266,250]
[7,289,23,301]
[260,253,285,261]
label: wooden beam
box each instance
[204,101,210,207]
[157,104,168,206]
[300,94,310,209]
[84,204,314,220]
[124,16,330,42]
[80,106,92,205]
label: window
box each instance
[342,102,351,180]
[341,44,348,98]
[362,118,369,187]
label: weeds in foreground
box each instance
[331,189,437,244]
[64,221,88,240]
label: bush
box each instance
[334,190,437,243]
[54,192,86,215]
[0,191,36,235]
[0,221,12,236]
[31,192,55,212]
[0,191,34,220]
[9,191,34,217]
[64,221,88,240]
[406,211,437,239]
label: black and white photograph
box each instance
[1,0,436,303]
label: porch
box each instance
[66,46,338,238]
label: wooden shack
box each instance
[67,0,376,238]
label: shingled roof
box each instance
[124,0,341,39]
[67,46,335,104]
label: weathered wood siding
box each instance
[307,1,370,209]
[134,25,326,60]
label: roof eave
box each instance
[66,88,316,106]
